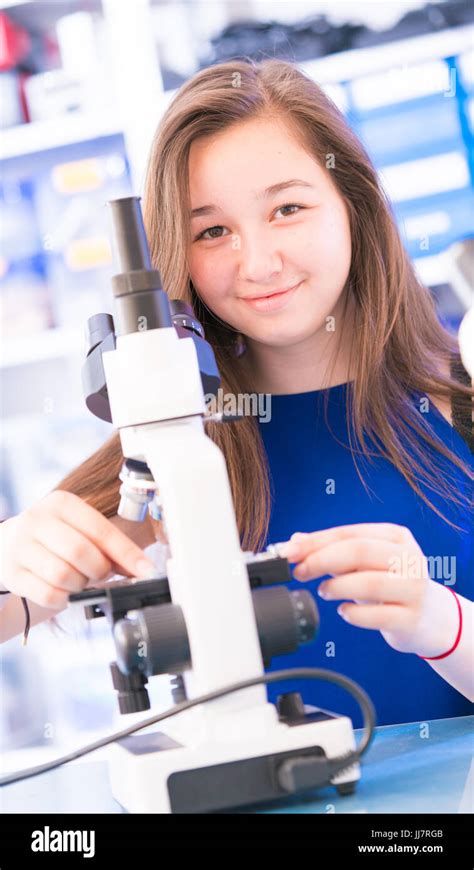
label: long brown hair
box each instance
[56,58,472,548]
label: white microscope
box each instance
[73,196,376,814]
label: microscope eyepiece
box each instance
[108,197,152,272]
[107,195,173,333]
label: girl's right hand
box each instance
[0,489,156,611]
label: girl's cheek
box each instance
[192,247,232,283]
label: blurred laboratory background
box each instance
[0,0,473,773]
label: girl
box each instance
[1,59,472,728]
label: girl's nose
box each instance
[236,234,283,285]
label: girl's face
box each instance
[188,116,352,349]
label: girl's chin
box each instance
[242,326,313,348]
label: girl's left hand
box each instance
[277,523,458,658]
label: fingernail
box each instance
[276,541,301,560]
[318,584,329,599]
[293,564,307,581]
[136,559,156,579]
[291,532,308,542]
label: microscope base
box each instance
[108,706,360,813]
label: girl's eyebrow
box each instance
[189,178,315,218]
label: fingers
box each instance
[317,571,421,604]
[13,566,70,610]
[292,538,407,581]
[19,538,88,593]
[43,491,154,577]
[271,522,429,647]
[337,603,407,631]
[280,523,411,561]
[31,515,112,586]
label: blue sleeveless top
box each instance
[257,382,473,728]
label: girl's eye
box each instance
[195,225,228,241]
[194,204,304,241]
[274,203,304,218]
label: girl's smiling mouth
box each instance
[240,280,303,313]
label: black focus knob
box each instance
[290,589,319,644]
[109,661,150,714]
[251,587,319,663]
[114,604,191,677]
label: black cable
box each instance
[0,667,376,787]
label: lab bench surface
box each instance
[1,715,472,814]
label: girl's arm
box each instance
[0,513,157,644]
[0,595,63,645]
[416,583,473,702]
[278,524,474,703]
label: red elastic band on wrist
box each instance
[419,588,463,661]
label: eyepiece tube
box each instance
[108,197,152,272]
